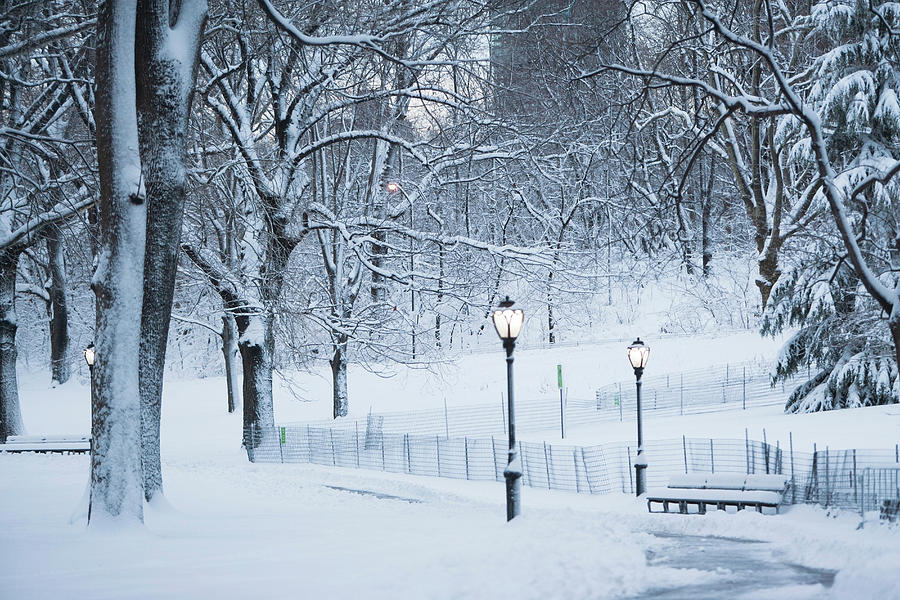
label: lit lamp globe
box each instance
[492,297,524,343]
[83,343,96,369]
[385,181,401,193]
[627,338,649,372]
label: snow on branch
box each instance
[0,18,95,60]
[257,0,384,48]
[0,192,93,252]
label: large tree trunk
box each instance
[46,229,70,385]
[90,0,146,525]
[0,251,24,441]
[135,0,206,504]
[701,196,712,277]
[330,337,349,418]
[222,313,241,414]
[756,248,781,311]
[238,312,276,447]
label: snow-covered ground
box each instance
[2,331,899,598]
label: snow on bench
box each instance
[0,435,91,454]
[647,473,788,515]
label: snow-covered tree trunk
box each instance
[135,0,206,504]
[330,337,349,418]
[46,229,70,385]
[222,313,240,414]
[90,0,146,524]
[238,312,275,447]
[0,251,24,441]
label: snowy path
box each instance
[635,533,835,599]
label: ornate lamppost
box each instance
[492,296,525,520]
[627,338,650,496]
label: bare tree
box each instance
[90,0,205,523]
[0,1,94,440]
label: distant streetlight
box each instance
[385,180,416,357]
[492,296,525,521]
[627,338,650,496]
[83,342,95,376]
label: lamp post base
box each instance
[504,448,523,521]
[635,463,647,496]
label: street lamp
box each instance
[627,338,650,496]
[492,296,525,521]
[385,181,417,358]
[83,342,95,376]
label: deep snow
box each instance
[2,332,899,598]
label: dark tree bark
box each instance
[134,0,206,503]
[237,312,276,447]
[0,251,24,441]
[330,337,349,418]
[46,228,70,385]
[222,313,240,414]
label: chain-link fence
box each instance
[252,361,899,515]
[245,424,900,515]
[281,361,796,440]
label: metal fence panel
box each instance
[246,359,900,517]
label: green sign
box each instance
[557,364,563,389]
[280,427,286,445]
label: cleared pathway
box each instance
[635,533,835,599]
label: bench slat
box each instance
[647,487,782,505]
[0,442,90,452]
[6,435,90,443]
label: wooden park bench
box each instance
[647,473,789,515]
[0,434,91,454]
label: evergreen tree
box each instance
[764,0,900,411]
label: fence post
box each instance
[249,426,256,462]
[825,446,830,507]
[627,445,634,494]
[742,366,746,410]
[278,427,284,463]
[307,425,312,463]
[492,436,499,480]
[443,398,450,439]
[775,441,781,474]
[404,434,410,473]
[501,394,507,435]
[853,449,857,505]
[811,443,818,503]
[618,383,623,422]
[436,435,441,477]
[574,449,580,493]
[464,437,469,480]
[751,441,756,474]
[710,439,715,474]
[523,444,532,487]
[330,429,336,466]
[381,434,386,471]
[355,422,360,468]
[790,432,796,503]
[544,441,551,489]
[763,428,770,474]
[896,443,898,464]
[745,428,750,473]
[683,435,688,473]
[582,448,594,493]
